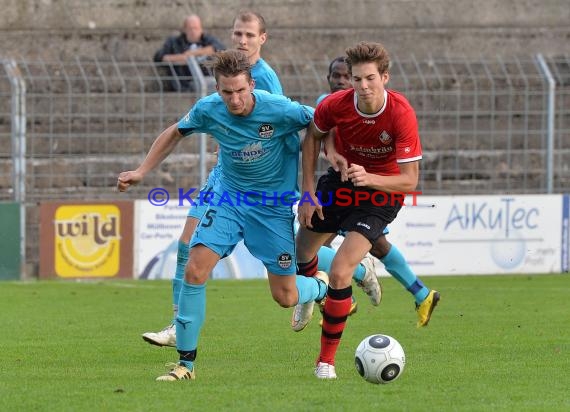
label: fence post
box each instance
[536,54,555,194]
[187,56,216,186]
[3,59,27,278]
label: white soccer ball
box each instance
[354,334,406,384]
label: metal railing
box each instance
[1,54,569,273]
[185,56,217,184]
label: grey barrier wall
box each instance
[0,55,569,275]
[2,0,569,61]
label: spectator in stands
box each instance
[153,14,226,91]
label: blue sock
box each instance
[317,246,334,272]
[317,246,366,282]
[176,281,206,370]
[171,241,189,322]
[352,264,366,282]
[381,245,429,304]
[296,275,325,303]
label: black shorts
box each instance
[306,168,402,244]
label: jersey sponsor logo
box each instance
[363,119,376,125]
[230,142,269,162]
[379,131,392,144]
[258,123,274,138]
[277,252,293,269]
[348,144,393,155]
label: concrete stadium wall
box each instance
[0,0,569,60]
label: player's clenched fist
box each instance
[117,170,143,192]
[347,163,371,187]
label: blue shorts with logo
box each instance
[187,166,221,220]
[190,196,297,275]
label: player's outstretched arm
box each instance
[117,123,183,192]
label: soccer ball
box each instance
[354,334,406,384]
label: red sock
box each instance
[297,255,318,277]
[318,285,352,365]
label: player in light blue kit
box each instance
[141,11,283,347]
[142,12,380,346]
[118,50,329,381]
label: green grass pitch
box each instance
[1,274,569,411]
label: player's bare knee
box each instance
[328,269,353,289]
[370,236,391,259]
[184,261,208,284]
[272,290,296,308]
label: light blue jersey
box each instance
[177,90,313,273]
[187,58,284,219]
[252,58,283,95]
[316,93,329,105]
[179,90,313,200]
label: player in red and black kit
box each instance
[295,41,440,379]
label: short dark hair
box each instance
[234,10,267,34]
[345,42,390,74]
[212,50,252,82]
[327,56,348,76]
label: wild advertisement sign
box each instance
[39,201,133,279]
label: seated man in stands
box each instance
[153,14,226,91]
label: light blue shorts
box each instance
[190,198,297,275]
[187,166,221,220]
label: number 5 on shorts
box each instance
[201,209,217,228]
